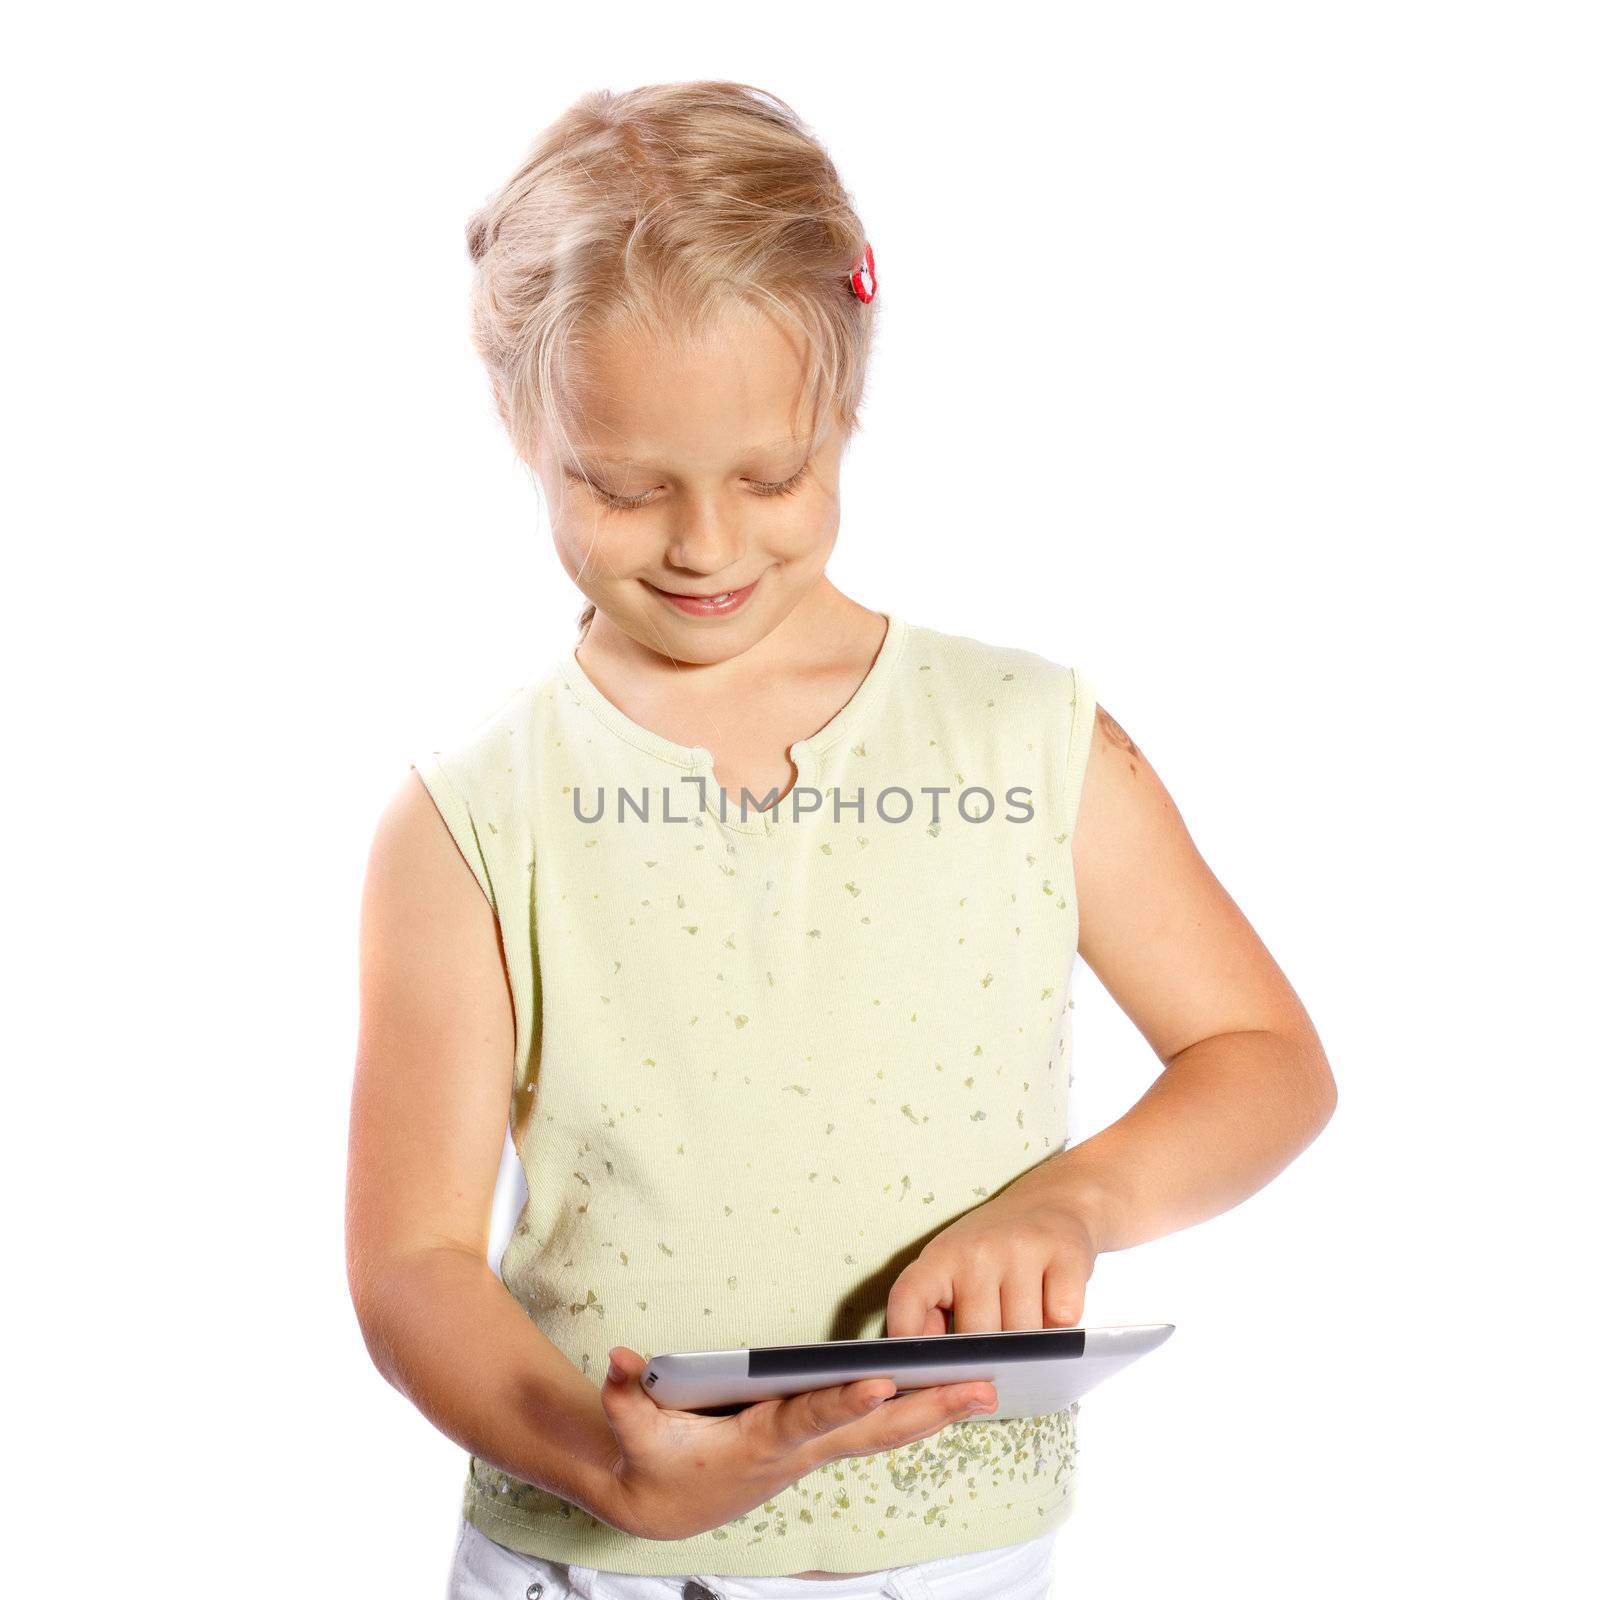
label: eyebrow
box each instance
[581,435,816,468]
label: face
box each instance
[529,303,847,666]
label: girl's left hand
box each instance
[883,1179,1098,1338]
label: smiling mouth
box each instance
[654,585,743,600]
[645,575,762,614]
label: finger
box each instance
[759,1375,900,1460]
[950,1266,1003,1334]
[883,1259,950,1340]
[999,1267,1045,1332]
[826,1379,997,1461]
[1041,1259,1085,1327]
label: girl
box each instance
[345,81,1337,1600]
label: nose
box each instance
[662,492,746,577]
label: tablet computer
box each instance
[641,1323,1175,1421]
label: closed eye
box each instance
[567,458,813,512]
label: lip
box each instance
[646,575,761,618]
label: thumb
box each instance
[598,1346,654,1428]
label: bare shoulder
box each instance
[358,767,511,1077]
[1093,702,1144,762]
[366,769,489,918]
[1074,701,1185,874]
[1072,699,1322,1064]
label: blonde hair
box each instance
[462,81,880,639]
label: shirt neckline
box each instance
[556,611,907,835]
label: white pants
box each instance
[446,1516,1058,1600]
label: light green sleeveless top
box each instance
[413,612,1098,1576]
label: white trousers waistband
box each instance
[447,1517,1059,1600]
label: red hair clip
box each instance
[849,241,877,303]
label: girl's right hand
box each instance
[596,1344,998,1542]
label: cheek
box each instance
[760,482,841,557]
[771,503,841,564]
[550,513,647,580]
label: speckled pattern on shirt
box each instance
[411,613,1098,1577]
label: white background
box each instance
[5,3,1596,1595]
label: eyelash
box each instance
[574,459,813,512]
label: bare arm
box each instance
[344,772,621,1521]
[1013,704,1339,1253]
[346,771,1004,1542]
